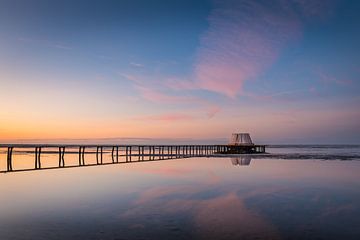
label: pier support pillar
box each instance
[96,146,103,164]
[79,146,85,166]
[59,147,65,167]
[7,147,13,171]
[35,147,42,169]
[111,146,118,163]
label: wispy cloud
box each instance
[120,72,222,118]
[130,62,144,68]
[135,85,198,104]
[317,70,353,86]
[206,105,221,118]
[194,0,303,98]
[119,73,139,82]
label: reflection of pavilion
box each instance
[231,156,251,166]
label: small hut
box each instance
[221,133,265,154]
[229,133,254,146]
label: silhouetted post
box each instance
[111,146,115,163]
[7,147,13,171]
[111,146,119,163]
[79,146,82,165]
[59,147,65,167]
[129,146,132,162]
[96,146,103,164]
[142,146,145,161]
[125,146,129,162]
[116,146,119,162]
[138,146,141,161]
[148,146,151,160]
[79,146,85,166]
[82,147,85,165]
[152,146,155,160]
[35,147,42,169]
[150,146,152,160]
[153,146,156,160]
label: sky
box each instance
[0,0,359,144]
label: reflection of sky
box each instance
[0,157,359,239]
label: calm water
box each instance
[0,146,360,240]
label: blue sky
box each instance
[0,0,359,143]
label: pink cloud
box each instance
[194,0,304,97]
[125,75,223,118]
[164,77,198,91]
[206,105,221,118]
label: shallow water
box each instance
[0,147,360,240]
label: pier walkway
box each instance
[0,144,266,173]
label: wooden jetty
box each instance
[0,144,266,173]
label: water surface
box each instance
[0,146,359,240]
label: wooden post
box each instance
[111,146,115,163]
[79,146,85,166]
[126,146,129,162]
[35,147,42,169]
[116,146,119,163]
[96,146,103,165]
[7,147,13,171]
[59,147,65,167]
[138,146,141,161]
[142,146,145,161]
[129,146,132,162]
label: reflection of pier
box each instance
[231,156,252,166]
[0,144,265,173]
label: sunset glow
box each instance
[0,0,359,143]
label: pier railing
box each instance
[0,144,266,173]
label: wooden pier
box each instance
[0,144,266,173]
